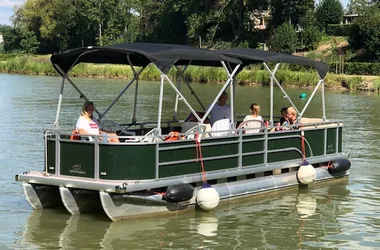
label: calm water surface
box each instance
[0,74,379,249]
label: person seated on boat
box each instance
[275,107,288,131]
[282,107,299,130]
[207,91,231,125]
[243,103,263,122]
[184,111,210,124]
[238,103,265,133]
[76,101,120,142]
[279,107,288,125]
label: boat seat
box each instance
[141,128,162,143]
[181,122,199,133]
[211,119,232,137]
[237,120,266,134]
[100,120,135,136]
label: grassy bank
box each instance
[1,54,380,92]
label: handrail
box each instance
[46,120,342,180]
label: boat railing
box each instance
[44,119,343,181]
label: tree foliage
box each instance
[270,0,314,27]
[5,0,379,62]
[348,6,380,61]
[2,0,273,53]
[315,0,344,31]
[267,22,298,53]
[301,25,322,50]
[347,0,371,14]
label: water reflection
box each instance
[18,181,352,249]
[196,213,218,237]
[296,190,317,219]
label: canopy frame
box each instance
[262,62,326,123]
[51,44,242,135]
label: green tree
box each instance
[316,0,344,31]
[298,9,322,50]
[2,28,22,52]
[348,6,380,61]
[184,0,270,48]
[69,0,139,47]
[267,22,298,53]
[270,0,314,27]
[347,0,376,14]
[19,30,40,53]
[301,25,322,50]
[0,25,11,35]
[11,0,76,53]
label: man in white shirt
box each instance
[207,91,231,125]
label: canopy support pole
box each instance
[157,74,165,135]
[100,66,145,119]
[263,63,300,115]
[54,77,65,128]
[268,63,280,126]
[159,72,202,123]
[202,63,240,124]
[54,64,102,121]
[173,64,191,121]
[321,79,326,121]
[225,62,235,126]
[298,79,323,119]
[127,55,139,124]
[173,66,181,121]
[178,65,206,111]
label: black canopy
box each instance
[217,48,329,78]
[50,43,241,76]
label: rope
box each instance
[195,131,208,184]
[321,161,333,169]
[301,130,306,161]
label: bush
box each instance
[329,62,380,75]
[326,24,354,36]
[0,53,19,61]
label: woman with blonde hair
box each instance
[286,107,297,125]
[76,101,119,143]
[243,103,263,122]
[281,107,299,130]
[238,103,264,134]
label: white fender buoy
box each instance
[197,186,220,211]
[297,164,317,185]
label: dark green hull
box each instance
[46,126,343,182]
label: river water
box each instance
[0,74,379,249]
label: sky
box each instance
[0,0,350,26]
[0,0,24,25]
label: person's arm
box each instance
[77,128,87,135]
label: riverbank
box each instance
[1,54,380,92]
